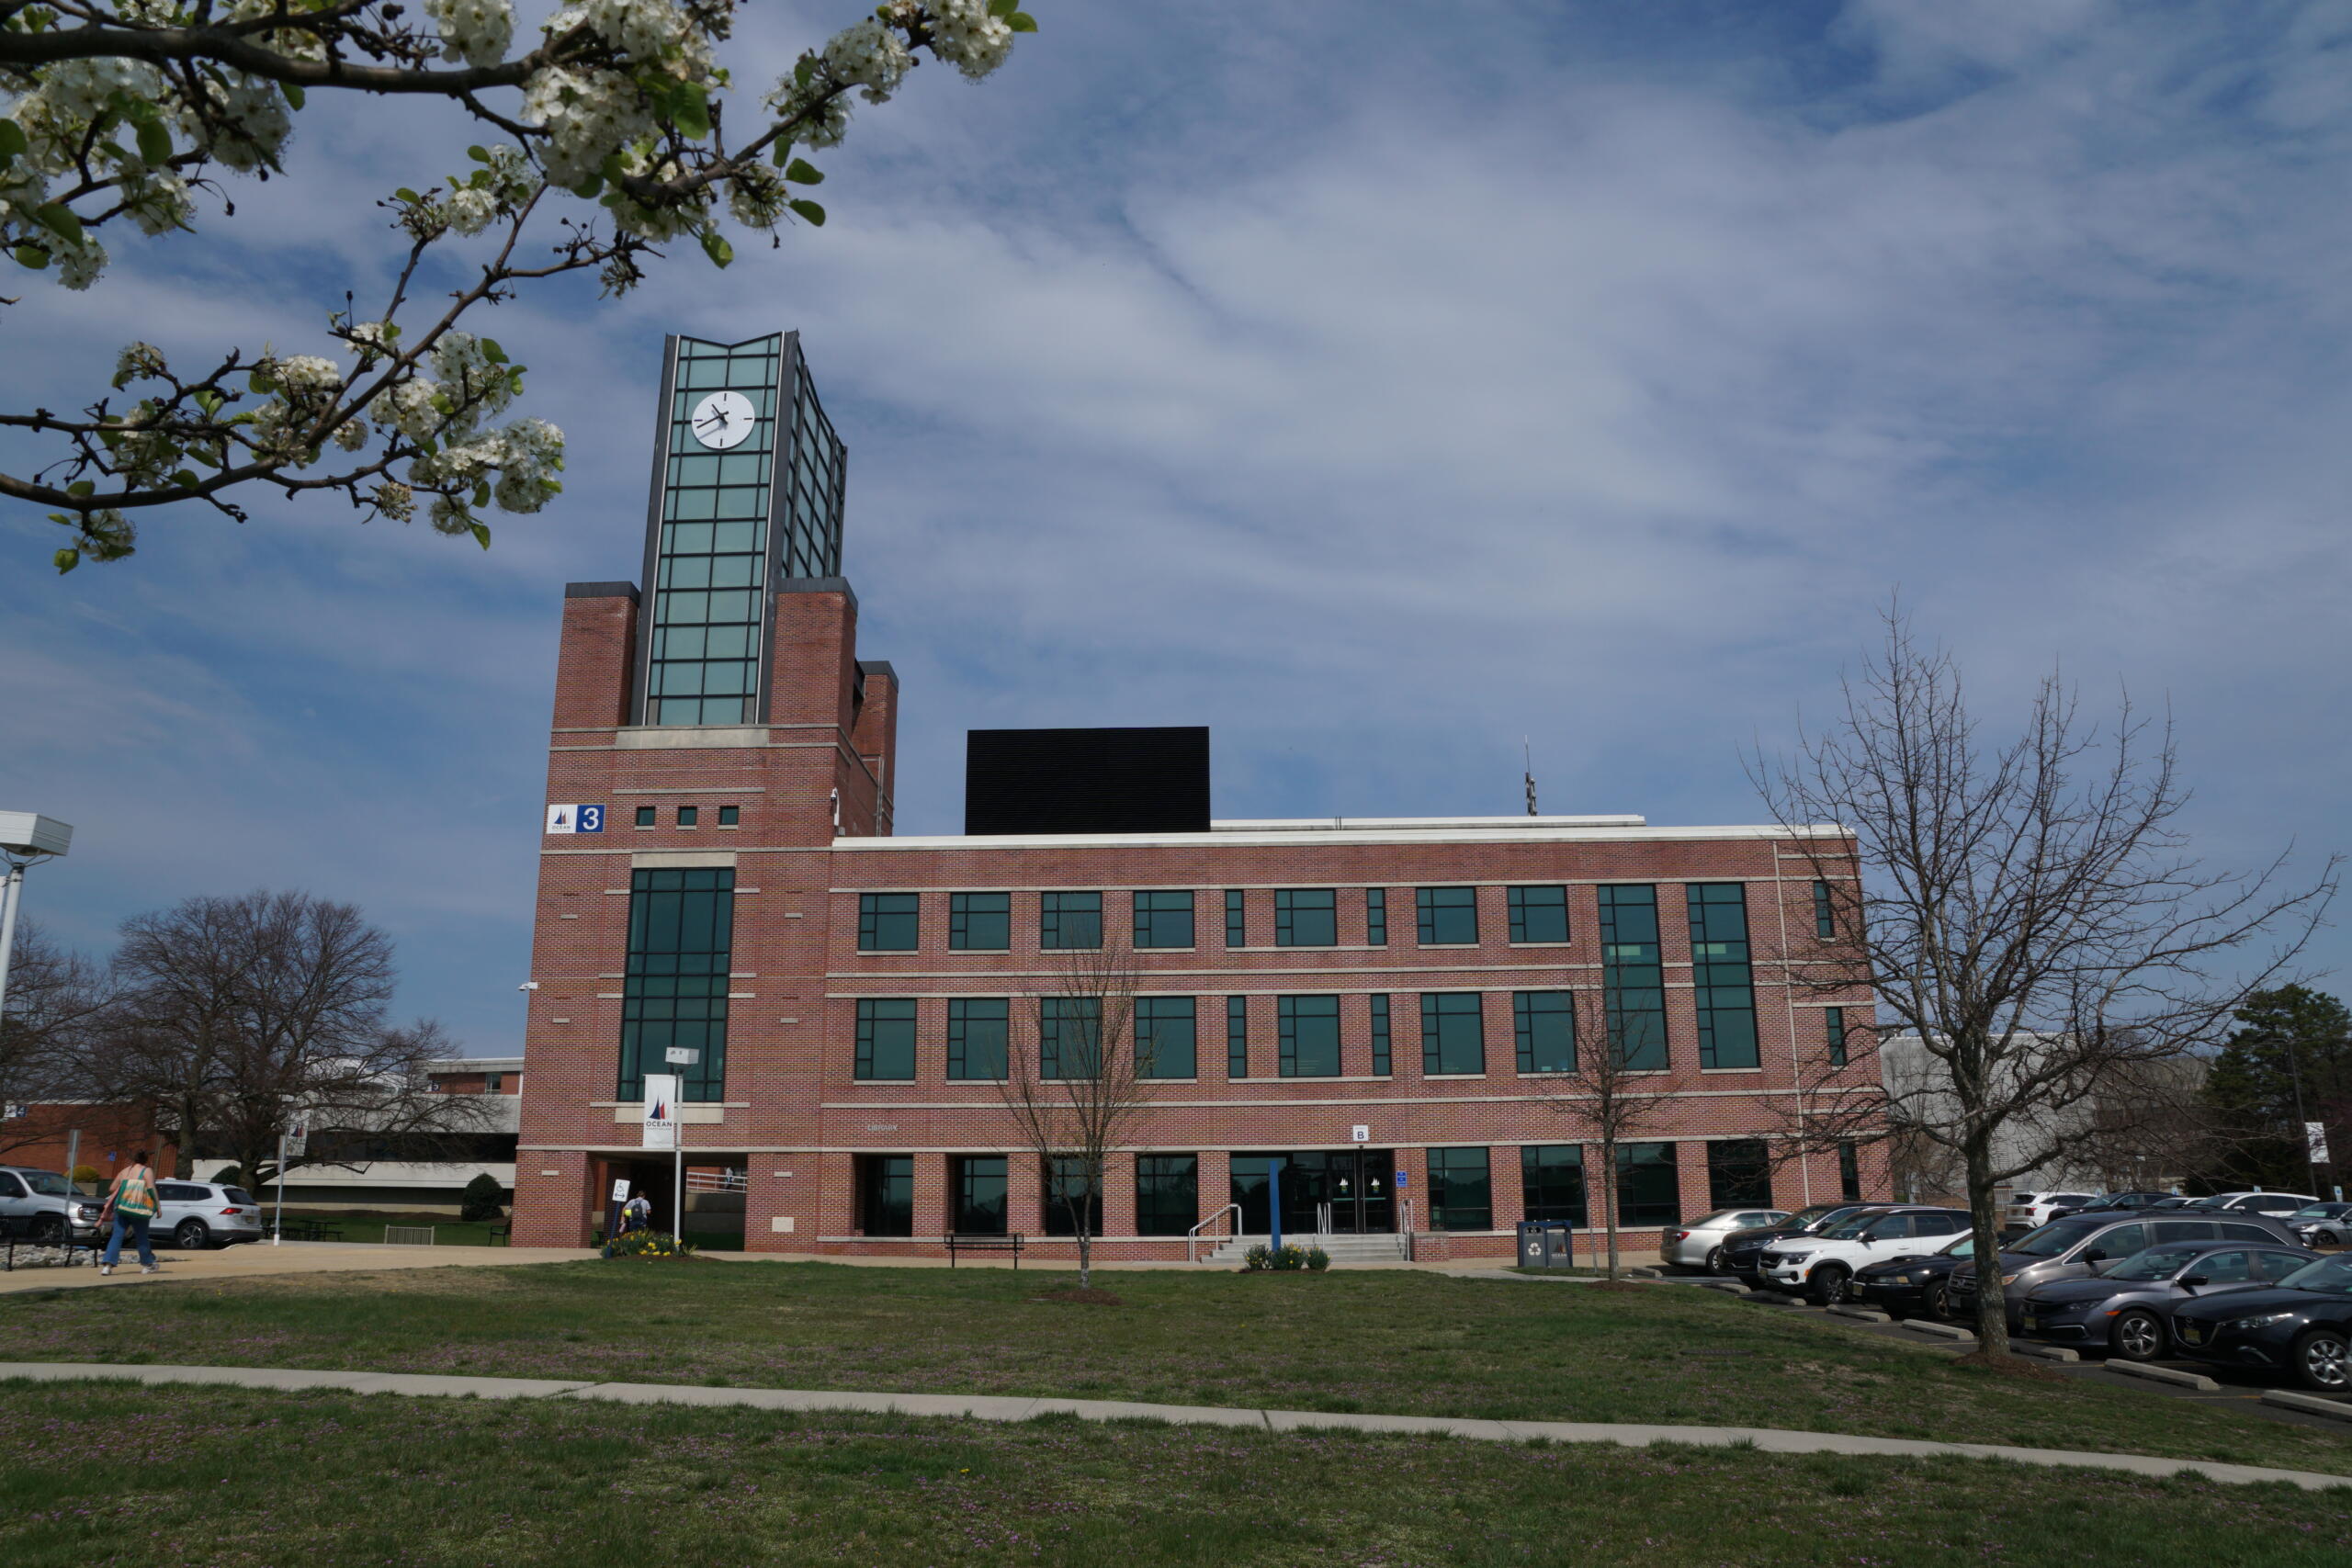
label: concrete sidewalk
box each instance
[4,1359,2346,1493]
[0,1242,599,1292]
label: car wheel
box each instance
[1809,1264,1850,1306]
[1924,1280,1953,1321]
[1704,1247,1725,1274]
[2109,1310,2166,1362]
[30,1215,69,1247]
[2292,1328,2352,1393]
[173,1218,211,1250]
[2320,1229,2342,1248]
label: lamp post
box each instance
[0,811,74,1028]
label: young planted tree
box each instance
[1530,987,1676,1279]
[82,889,491,1187]
[1,1,1039,569]
[996,936,1160,1287]
[1756,609,2335,1355]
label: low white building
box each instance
[217,1056,525,1214]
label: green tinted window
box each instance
[1687,884,1758,1070]
[617,866,732,1102]
[1278,995,1341,1077]
[1508,886,1569,943]
[1599,886,1667,1069]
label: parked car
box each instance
[1758,1207,1971,1303]
[1718,1203,1880,1284]
[2286,1202,2352,1248]
[2004,1191,2099,1231]
[0,1165,104,1247]
[2182,1191,2320,1218]
[1852,1234,1977,1319]
[1951,1211,2302,1330]
[2169,1252,2352,1392]
[2015,1241,2317,1360]
[150,1179,266,1248]
[2067,1190,2181,1215]
[1660,1207,1792,1272]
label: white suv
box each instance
[2004,1191,2098,1231]
[1758,1207,1972,1303]
[150,1180,266,1249]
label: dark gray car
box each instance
[1951,1211,2302,1329]
[2016,1241,2317,1360]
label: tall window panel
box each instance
[857,1154,912,1237]
[1274,888,1339,947]
[1136,1155,1200,1237]
[950,892,1010,952]
[1224,889,1246,948]
[946,998,1009,1080]
[1824,1005,1849,1068]
[1278,995,1341,1077]
[1507,885,1570,943]
[1838,1139,1862,1201]
[1134,996,1198,1079]
[1369,994,1392,1076]
[1814,880,1837,942]
[1512,990,1577,1074]
[1420,992,1486,1076]
[1365,887,1387,946]
[1040,891,1102,951]
[1707,1139,1773,1209]
[616,866,732,1102]
[1417,886,1478,945]
[1133,890,1195,950]
[854,998,917,1080]
[857,892,919,953]
[1427,1147,1494,1231]
[1686,883,1759,1069]
[1598,885,1668,1069]
[952,1156,1007,1235]
[1227,995,1250,1078]
[1043,1156,1100,1236]
[1521,1145,1588,1225]
[1613,1142,1681,1227]
[1041,996,1102,1079]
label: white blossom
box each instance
[264,355,345,400]
[726,165,789,231]
[198,74,295,173]
[371,481,417,523]
[377,379,447,441]
[425,0,517,66]
[333,416,371,452]
[446,186,500,235]
[519,66,655,188]
[824,18,914,104]
[56,237,108,290]
[113,343,168,389]
[927,0,1016,80]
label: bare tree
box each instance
[1755,608,2336,1355]
[0,920,119,1157]
[81,890,489,1186]
[997,938,1161,1287]
[1531,987,1677,1278]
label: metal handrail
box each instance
[1187,1202,1242,1264]
[1316,1201,1332,1236]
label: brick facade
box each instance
[514,578,1887,1263]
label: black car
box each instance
[1853,1234,1976,1319]
[1716,1202,1876,1282]
[2066,1190,2181,1216]
[2015,1241,2316,1360]
[2168,1253,2352,1392]
[1951,1211,2302,1330]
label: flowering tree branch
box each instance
[0,0,1037,569]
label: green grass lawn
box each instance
[0,1382,2346,1568]
[4,1261,2348,1477]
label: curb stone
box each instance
[2261,1390,2352,1422]
[1904,1321,1976,1342]
[1827,1305,1892,1323]
[2007,1343,2080,1364]
[2102,1361,2222,1393]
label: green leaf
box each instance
[33,204,82,244]
[12,243,49,270]
[481,338,508,365]
[700,229,734,267]
[172,469,200,489]
[671,83,710,141]
[66,479,95,497]
[469,522,492,550]
[472,480,491,507]
[468,144,493,164]
[395,187,421,204]
[570,171,605,199]
[1008,12,1038,32]
[195,388,221,415]
[785,158,824,186]
[53,547,80,574]
[282,83,305,110]
[788,198,825,227]
[795,56,816,89]
[135,118,172,165]
[988,0,1017,16]
[0,119,27,167]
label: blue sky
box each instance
[5,0,2348,1055]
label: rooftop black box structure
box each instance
[965,727,1210,835]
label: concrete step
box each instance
[1200,1234,1408,1264]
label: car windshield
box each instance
[2277,1256,2352,1297]
[2009,1218,2104,1257]
[17,1170,72,1196]
[1820,1212,1888,1240]
[1783,1204,1848,1228]
[2290,1204,2344,1219]
[1939,1236,1976,1258]
[2106,1245,2204,1281]
[1684,1211,1740,1227]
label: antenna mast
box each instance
[1522,739,1538,817]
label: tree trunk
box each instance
[1964,1141,2010,1355]
[1601,1135,1621,1279]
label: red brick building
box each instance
[511,331,1883,1261]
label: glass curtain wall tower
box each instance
[633,332,848,725]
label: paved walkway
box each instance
[4,1360,2345,1492]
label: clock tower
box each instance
[632,331,849,728]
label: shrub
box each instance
[71,1165,102,1189]
[601,1229,696,1260]
[1242,1244,1314,1272]
[459,1172,507,1223]
[1306,1246,1330,1271]
[210,1166,243,1187]
[1242,1244,1272,1271]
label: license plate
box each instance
[2021,1317,2038,1332]
[2179,1324,2205,1345]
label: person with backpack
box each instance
[98,1152,162,1276]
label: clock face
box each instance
[688,389,757,450]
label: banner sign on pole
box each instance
[2308,1122,2332,1165]
[284,1119,308,1158]
[642,1074,679,1151]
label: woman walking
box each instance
[98,1151,162,1276]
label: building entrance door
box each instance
[1230,1150,1395,1235]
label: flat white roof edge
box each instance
[833,824,1849,852]
[1210,814,1646,831]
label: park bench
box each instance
[487,1224,511,1247]
[944,1233,1025,1269]
[272,1217,344,1243]
[1,1213,98,1271]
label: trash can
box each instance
[1516,1221,1550,1269]
[1541,1223,1576,1269]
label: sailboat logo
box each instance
[649,1094,670,1122]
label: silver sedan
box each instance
[1662,1208,1792,1271]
